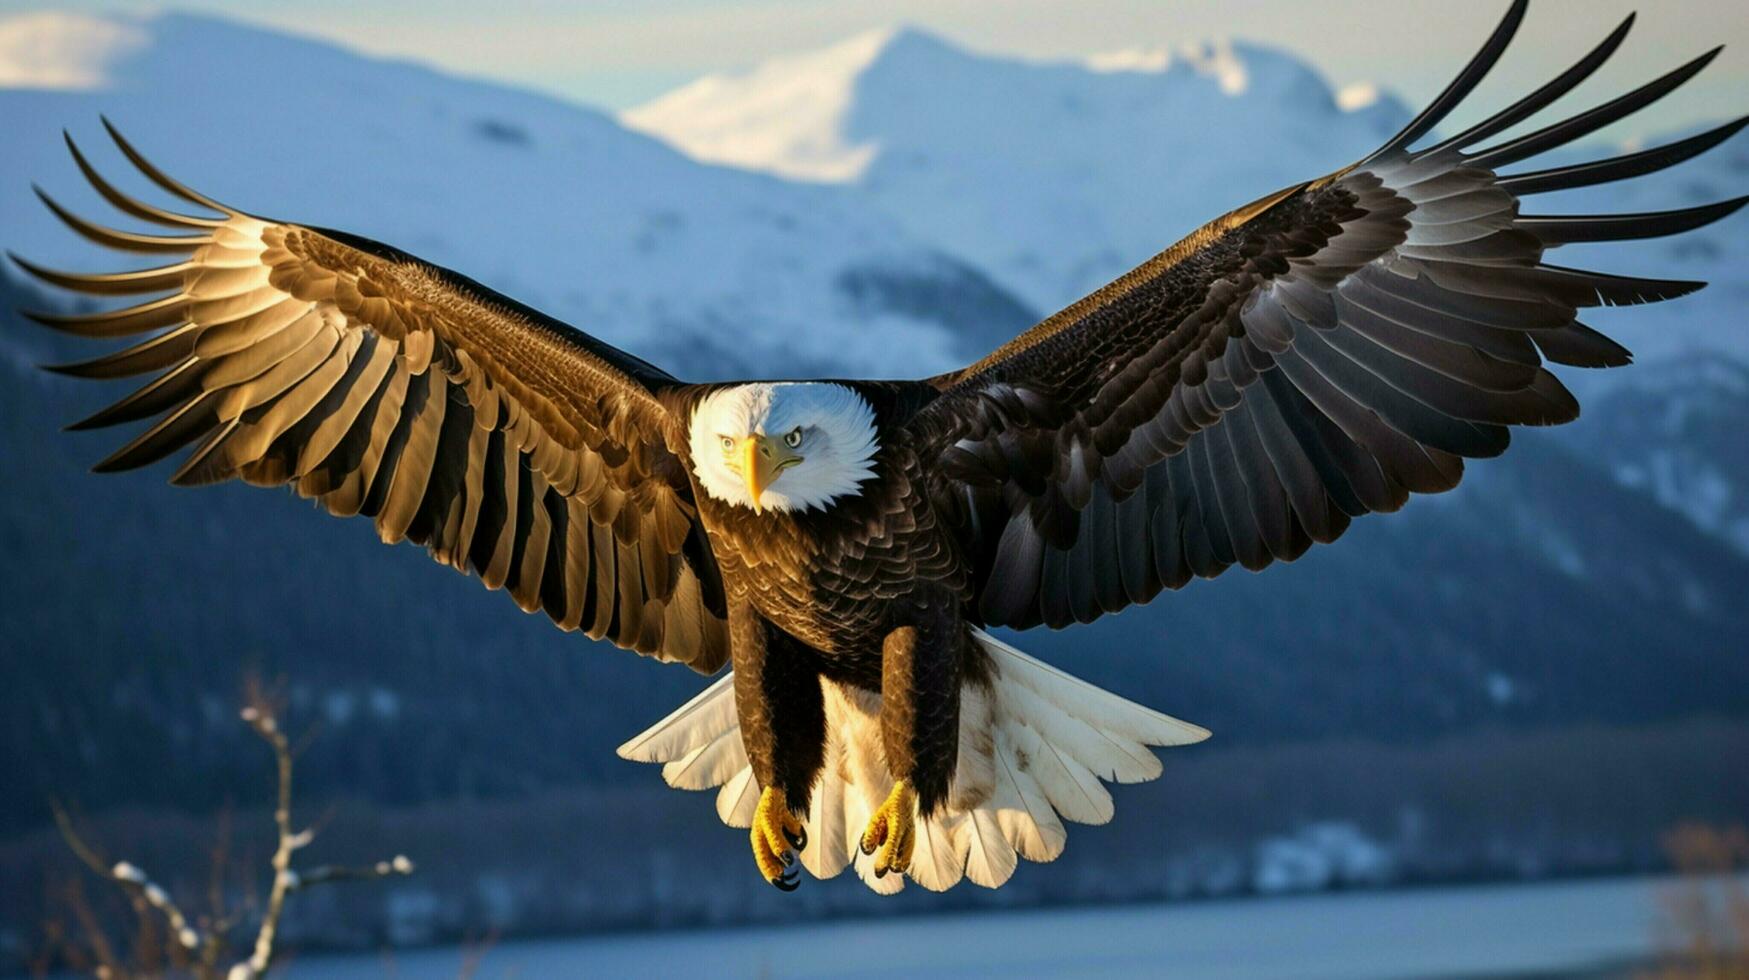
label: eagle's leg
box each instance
[730,602,824,890]
[862,588,962,879]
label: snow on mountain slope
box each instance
[624,28,1408,187]
[1564,357,1749,558]
[625,26,1746,364]
[624,27,1411,311]
[621,28,897,184]
[0,11,144,89]
[0,12,1035,383]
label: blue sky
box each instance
[6,0,1747,134]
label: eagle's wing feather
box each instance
[18,122,728,673]
[913,0,1746,631]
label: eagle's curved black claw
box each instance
[873,862,889,879]
[860,835,877,857]
[785,825,807,852]
[779,847,794,869]
[771,868,800,891]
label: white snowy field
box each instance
[294,874,1739,980]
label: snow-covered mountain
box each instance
[625,26,1747,365]
[624,27,1413,311]
[623,27,1410,186]
[0,12,1035,382]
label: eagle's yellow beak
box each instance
[738,434,802,514]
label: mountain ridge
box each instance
[624,21,1748,363]
[622,25,1411,184]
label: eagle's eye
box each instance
[783,427,804,449]
[719,435,735,452]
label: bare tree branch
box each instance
[53,804,207,959]
[236,693,296,978]
[50,677,416,980]
[229,686,414,980]
[290,856,416,892]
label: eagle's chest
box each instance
[701,511,889,656]
[697,483,953,658]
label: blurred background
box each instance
[1,1,1746,976]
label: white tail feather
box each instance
[959,805,1017,888]
[661,725,746,790]
[715,767,758,827]
[991,728,1066,862]
[616,628,1209,893]
[798,732,851,879]
[618,672,738,764]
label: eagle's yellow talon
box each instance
[751,785,805,890]
[860,779,916,879]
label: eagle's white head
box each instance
[688,382,879,515]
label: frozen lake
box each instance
[299,874,1722,979]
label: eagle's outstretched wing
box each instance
[915,0,1747,631]
[16,122,728,672]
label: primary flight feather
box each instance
[17,0,1745,893]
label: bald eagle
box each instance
[17,0,1745,893]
